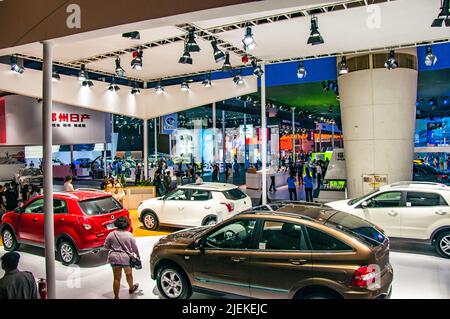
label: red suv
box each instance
[0,190,132,265]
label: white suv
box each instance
[327,182,450,258]
[137,183,252,230]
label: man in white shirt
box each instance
[63,176,75,192]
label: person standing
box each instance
[20,184,30,204]
[195,172,203,184]
[287,173,297,201]
[4,183,18,212]
[29,185,40,200]
[303,168,314,202]
[104,217,140,299]
[316,162,323,190]
[226,164,233,184]
[70,161,76,178]
[63,176,75,192]
[0,252,38,299]
[297,161,304,185]
[134,164,142,186]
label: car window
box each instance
[364,191,402,208]
[205,220,256,250]
[24,198,44,214]
[165,189,190,201]
[259,221,308,251]
[306,227,353,251]
[190,190,211,201]
[53,199,68,214]
[223,188,247,200]
[406,192,448,207]
[79,197,122,215]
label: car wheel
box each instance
[1,228,20,251]
[58,240,81,266]
[202,216,217,226]
[435,231,450,258]
[156,266,192,299]
[142,211,159,230]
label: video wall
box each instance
[415,117,450,147]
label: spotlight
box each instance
[78,64,87,81]
[178,47,193,65]
[108,78,120,92]
[115,57,125,77]
[181,81,190,92]
[233,71,244,85]
[242,26,255,51]
[251,60,264,77]
[122,31,140,40]
[431,0,450,27]
[424,46,438,67]
[202,73,212,88]
[339,56,349,75]
[186,28,200,52]
[307,16,324,45]
[297,61,307,79]
[222,52,232,71]
[131,83,141,95]
[384,50,398,70]
[211,40,225,63]
[155,82,165,94]
[444,97,449,105]
[81,79,93,88]
[10,56,24,74]
[52,71,60,82]
[131,49,143,70]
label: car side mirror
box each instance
[194,238,205,251]
[14,207,23,214]
[360,201,368,208]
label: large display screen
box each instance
[415,117,450,147]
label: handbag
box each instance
[113,232,142,270]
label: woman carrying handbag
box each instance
[104,216,141,299]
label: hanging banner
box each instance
[161,113,178,135]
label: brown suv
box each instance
[150,202,393,299]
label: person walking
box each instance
[287,173,297,201]
[63,176,75,192]
[304,168,314,202]
[0,252,38,299]
[104,217,140,299]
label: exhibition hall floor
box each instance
[1,236,449,299]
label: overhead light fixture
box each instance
[108,78,120,92]
[131,49,143,70]
[181,81,190,92]
[384,50,398,70]
[178,46,193,65]
[222,52,232,71]
[251,60,264,77]
[307,16,324,45]
[52,70,60,82]
[186,28,200,52]
[10,56,24,74]
[443,97,449,105]
[297,60,307,79]
[155,82,165,94]
[242,26,255,51]
[339,56,349,75]
[115,57,126,77]
[122,31,141,40]
[131,83,141,95]
[431,0,450,27]
[77,64,87,81]
[424,46,438,67]
[233,71,244,85]
[211,40,225,63]
[202,73,212,87]
[81,77,94,88]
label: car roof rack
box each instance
[381,181,450,190]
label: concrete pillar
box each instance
[143,119,148,179]
[338,51,418,198]
[212,103,217,163]
[261,63,267,205]
[154,118,158,160]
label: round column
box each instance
[338,50,418,198]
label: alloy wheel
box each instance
[439,235,450,256]
[205,219,216,226]
[60,243,74,263]
[3,230,13,249]
[144,214,155,229]
[161,270,183,298]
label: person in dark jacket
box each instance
[4,183,18,212]
[0,252,38,299]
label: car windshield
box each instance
[326,211,386,247]
[223,188,247,200]
[348,190,378,205]
[79,197,123,215]
[21,168,42,176]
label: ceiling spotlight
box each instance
[210,40,225,63]
[339,56,349,75]
[431,0,450,27]
[233,71,244,86]
[52,70,60,82]
[424,46,438,67]
[10,56,24,74]
[115,57,125,77]
[222,52,232,71]
[131,49,143,70]
[251,60,264,77]
[242,26,255,51]
[297,60,307,79]
[81,78,93,88]
[384,50,398,70]
[155,82,165,94]
[181,81,190,92]
[77,64,87,81]
[443,97,449,105]
[307,16,324,45]
[202,73,212,88]
[108,78,120,92]
[179,46,193,65]
[186,28,200,52]
[122,31,140,40]
[131,83,141,95]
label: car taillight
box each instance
[220,202,234,213]
[78,217,93,231]
[351,266,377,288]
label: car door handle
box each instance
[289,259,308,265]
[59,218,65,222]
[204,206,211,210]
[388,211,398,217]
[32,217,38,222]
[435,211,447,215]
[231,257,246,263]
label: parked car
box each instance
[327,181,450,258]
[413,164,449,184]
[0,190,132,265]
[138,183,252,230]
[150,202,392,299]
[15,167,43,187]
